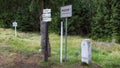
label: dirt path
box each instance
[0,46,102,68]
[0,52,102,68]
[0,51,43,68]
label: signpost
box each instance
[12,21,17,37]
[61,5,72,18]
[42,9,52,61]
[60,5,72,63]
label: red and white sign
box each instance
[61,5,72,18]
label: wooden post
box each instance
[44,21,48,61]
[40,0,51,62]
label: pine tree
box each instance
[112,0,120,43]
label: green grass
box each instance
[0,28,120,68]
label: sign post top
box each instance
[43,9,51,14]
[13,21,17,27]
[61,5,72,18]
[42,9,52,22]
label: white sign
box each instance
[42,9,52,22]
[43,9,51,14]
[43,18,52,22]
[42,14,51,18]
[81,39,91,64]
[13,21,17,27]
[12,21,17,37]
[61,5,72,18]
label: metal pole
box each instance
[60,21,63,63]
[65,17,68,63]
[15,26,17,37]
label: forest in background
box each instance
[0,0,120,43]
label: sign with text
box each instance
[13,21,17,27]
[42,14,51,18]
[12,21,17,37]
[43,9,51,14]
[42,9,51,22]
[61,5,72,18]
[43,18,52,22]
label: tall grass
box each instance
[0,28,120,68]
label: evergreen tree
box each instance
[112,0,120,43]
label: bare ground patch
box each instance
[0,51,43,68]
[0,51,102,68]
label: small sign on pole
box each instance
[42,9,52,22]
[13,21,17,27]
[43,18,52,22]
[60,5,72,63]
[43,9,51,14]
[12,21,17,37]
[61,5,72,18]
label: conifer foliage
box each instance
[0,0,120,42]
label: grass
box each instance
[0,28,120,68]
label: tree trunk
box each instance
[40,21,46,53]
[47,22,51,57]
[40,0,51,61]
[41,21,50,61]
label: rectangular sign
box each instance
[43,18,52,22]
[43,9,51,14]
[61,5,72,18]
[42,14,51,18]
[13,22,17,27]
[42,9,51,22]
